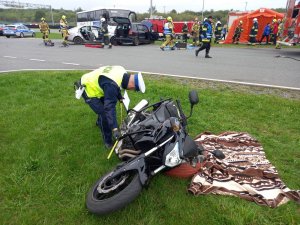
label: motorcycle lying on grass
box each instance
[86,90,225,215]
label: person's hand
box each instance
[113,128,121,140]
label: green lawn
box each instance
[0,71,299,225]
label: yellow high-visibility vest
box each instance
[81,66,126,98]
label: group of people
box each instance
[160,16,220,58]
[38,15,112,48]
[232,17,283,48]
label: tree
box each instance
[148,6,157,14]
[35,10,46,21]
[170,9,177,14]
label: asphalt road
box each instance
[1,37,300,89]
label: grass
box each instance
[0,71,299,225]
[35,31,63,39]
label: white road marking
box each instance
[3,56,17,59]
[0,68,299,91]
[29,58,45,62]
[62,62,80,66]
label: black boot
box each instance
[205,54,212,58]
[195,49,200,57]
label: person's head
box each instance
[253,18,258,23]
[41,17,45,22]
[101,17,106,22]
[121,72,146,93]
[62,15,66,20]
[239,20,243,25]
[278,19,282,23]
[195,17,198,21]
[167,16,172,22]
[184,21,187,24]
[217,21,221,25]
[208,16,213,22]
[273,19,277,23]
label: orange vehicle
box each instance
[278,0,300,46]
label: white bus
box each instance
[76,8,137,26]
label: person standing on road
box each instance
[221,24,227,40]
[271,19,279,45]
[195,16,213,58]
[99,17,112,48]
[259,23,271,44]
[182,21,189,43]
[60,15,69,47]
[248,18,259,45]
[191,17,200,46]
[214,20,222,44]
[232,20,243,44]
[160,16,175,51]
[74,65,146,149]
[39,17,50,44]
[275,19,284,49]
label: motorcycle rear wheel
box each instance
[86,170,142,215]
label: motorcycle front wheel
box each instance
[86,170,142,215]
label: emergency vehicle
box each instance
[277,0,300,46]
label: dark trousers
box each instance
[84,97,112,145]
[196,41,211,55]
[260,35,270,44]
[182,33,188,43]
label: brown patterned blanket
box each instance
[188,132,300,208]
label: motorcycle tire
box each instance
[86,170,142,215]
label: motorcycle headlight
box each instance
[165,142,182,167]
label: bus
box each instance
[76,8,137,27]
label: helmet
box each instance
[100,17,105,22]
[217,21,221,25]
[239,20,243,24]
[41,17,45,21]
[195,17,198,21]
[167,16,172,22]
[278,19,281,22]
[204,17,207,21]
[184,21,187,24]
[273,19,277,23]
[253,18,258,22]
[62,15,66,20]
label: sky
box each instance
[1,0,288,13]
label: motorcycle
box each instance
[86,90,224,215]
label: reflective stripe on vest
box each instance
[81,66,126,98]
[163,22,172,35]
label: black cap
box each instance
[121,73,130,89]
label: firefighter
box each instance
[60,15,69,47]
[74,65,146,149]
[195,16,213,58]
[160,16,175,51]
[182,21,189,43]
[191,17,200,46]
[271,19,279,45]
[248,18,258,45]
[214,20,222,43]
[275,19,283,49]
[232,20,243,44]
[39,17,50,43]
[100,17,112,48]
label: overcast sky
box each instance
[1,0,288,12]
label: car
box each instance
[67,25,102,45]
[0,24,6,36]
[3,24,35,38]
[110,17,159,46]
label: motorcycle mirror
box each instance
[212,150,225,160]
[189,90,199,106]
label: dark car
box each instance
[110,17,158,46]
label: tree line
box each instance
[0,7,285,26]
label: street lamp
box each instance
[202,0,205,21]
